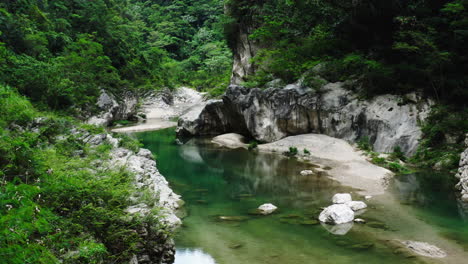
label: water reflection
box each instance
[174,248,216,264]
[177,138,349,209]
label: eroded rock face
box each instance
[455,134,468,219]
[177,83,432,156]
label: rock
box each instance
[354,218,366,224]
[400,240,447,258]
[365,195,372,200]
[332,193,352,204]
[319,204,355,224]
[456,133,468,218]
[320,222,354,235]
[345,201,367,211]
[176,84,432,156]
[300,170,314,176]
[87,90,138,127]
[217,216,249,221]
[257,203,278,215]
[212,133,247,149]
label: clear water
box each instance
[137,128,468,264]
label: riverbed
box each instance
[137,128,468,264]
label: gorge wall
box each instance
[177,83,432,156]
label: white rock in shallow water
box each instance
[300,170,313,176]
[401,241,447,258]
[332,193,352,204]
[319,204,355,224]
[257,203,278,215]
[345,201,367,211]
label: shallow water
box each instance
[138,128,468,264]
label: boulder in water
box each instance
[345,201,367,211]
[258,203,278,215]
[332,193,352,204]
[319,204,355,224]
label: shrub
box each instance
[248,141,258,151]
[303,148,310,155]
[357,136,373,151]
[284,146,298,157]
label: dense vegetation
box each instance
[0,84,169,263]
[226,0,467,106]
[0,0,231,113]
[224,0,467,170]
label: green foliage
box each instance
[303,148,310,155]
[0,87,165,263]
[357,136,373,152]
[248,141,258,151]
[411,105,468,170]
[228,0,468,105]
[284,146,298,157]
[116,133,143,153]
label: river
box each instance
[137,128,468,264]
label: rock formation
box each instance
[455,134,468,218]
[87,90,139,127]
[177,83,432,156]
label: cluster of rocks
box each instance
[81,132,182,264]
[177,82,432,156]
[456,134,468,218]
[87,89,139,127]
[319,193,367,225]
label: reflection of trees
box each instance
[179,139,343,208]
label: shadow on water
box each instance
[138,128,468,264]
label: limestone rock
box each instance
[345,201,367,211]
[332,193,352,204]
[319,204,355,224]
[176,83,432,156]
[401,240,447,258]
[300,170,314,176]
[257,203,278,215]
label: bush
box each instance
[357,136,373,152]
[284,146,298,157]
[248,141,258,151]
[303,148,310,155]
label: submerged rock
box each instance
[345,201,367,211]
[258,203,278,215]
[401,240,447,258]
[320,222,354,235]
[300,170,314,176]
[332,193,352,204]
[319,204,355,224]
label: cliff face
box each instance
[230,23,259,85]
[177,83,432,156]
[456,135,468,217]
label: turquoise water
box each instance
[138,128,468,264]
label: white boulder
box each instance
[332,193,352,204]
[300,170,313,176]
[258,203,278,215]
[319,204,355,224]
[345,201,367,211]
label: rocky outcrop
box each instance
[455,134,468,218]
[87,90,139,127]
[82,133,182,264]
[177,83,432,156]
